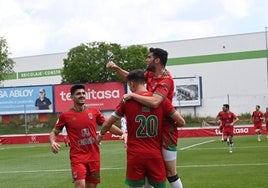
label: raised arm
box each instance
[106,61,129,82]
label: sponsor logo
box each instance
[233,127,249,134]
[0,89,34,98]
[59,89,120,101]
[214,127,249,135]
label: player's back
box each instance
[124,92,165,159]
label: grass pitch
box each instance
[0,135,268,188]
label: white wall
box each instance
[3,53,67,87]
[144,32,266,57]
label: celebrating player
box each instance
[49,84,122,188]
[96,69,185,188]
[106,47,184,188]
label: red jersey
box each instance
[55,108,105,163]
[264,112,268,126]
[217,111,237,127]
[145,70,174,101]
[114,91,176,160]
[252,111,263,126]
[145,70,177,151]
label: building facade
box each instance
[3,31,268,117]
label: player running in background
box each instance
[106,47,184,188]
[264,107,268,138]
[61,126,70,147]
[96,69,185,188]
[50,84,123,188]
[252,105,264,142]
[216,104,239,153]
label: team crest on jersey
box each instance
[142,106,150,112]
[88,113,93,119]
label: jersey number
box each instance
[135,115,158,137]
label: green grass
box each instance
[0,135,268,187]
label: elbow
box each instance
[151,100,161,108]
[176,119,185,127]
[178,120,186,127]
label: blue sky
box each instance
[0,0,267,58]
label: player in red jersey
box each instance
[216,104,239,153]
[106,48,183,188]
[96,70,185,188]
[251,105,264,142]
[50,84,123,188]
[263,107,268,138]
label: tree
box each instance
[61,42,148,83]
[0,37,15,82]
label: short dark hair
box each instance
[223,104,229,109]
[126,69,145,84]
[149,47,168,66]
[70,84,85,95]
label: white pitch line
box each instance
[0,167,125,174]
[0,169,70,174]
[179,163,268,168]
[2,162,268,174]
[180,140,216,150]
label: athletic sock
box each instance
[229,143,233,153]
[144,177,153,188]
[258,134,261,141]
[167,175,183,188]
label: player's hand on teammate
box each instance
[122,94,132,102]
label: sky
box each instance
[0,0,268,58]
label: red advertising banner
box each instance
[177,125,261,138]
[0,133,121,144]
[1,125,264,145]
[54,82,125,112]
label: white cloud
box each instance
[0,0,267,57]
[220,0,254,18]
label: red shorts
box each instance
[223,126,234,136]
[162,121,178,151]
[71,160,100,184]
[254,124,262,130]
[126,157,166,187]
